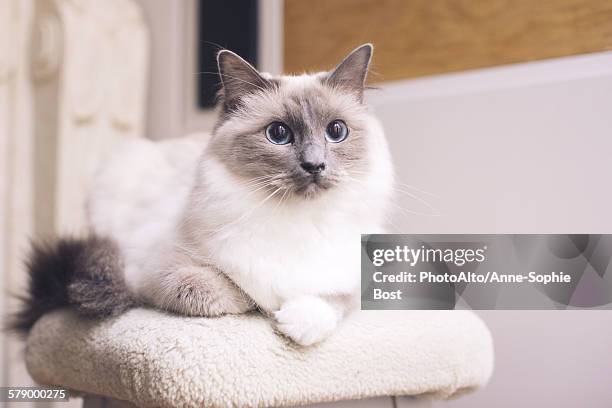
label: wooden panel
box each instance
[284,0,612,81]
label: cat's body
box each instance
[12,45,393,346]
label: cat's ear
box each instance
[326,44,373,102]
[217,50,271,110]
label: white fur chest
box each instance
[205,206,368,311]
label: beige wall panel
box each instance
[285,0,612,81]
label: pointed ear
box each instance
[325,44,373,102]
[217,50,271,110]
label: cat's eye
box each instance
[265,122,293,145]
[325,120,349,143]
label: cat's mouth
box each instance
[293,174,333,197]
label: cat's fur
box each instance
[12,44,393,346]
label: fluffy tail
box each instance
[8,235,136,336]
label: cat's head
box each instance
[209,44,376,199]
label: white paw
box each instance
[274,297,340,346]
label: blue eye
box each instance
[325,120,348,143]
[265,122,293,145]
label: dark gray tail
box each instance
[8,235,136,336]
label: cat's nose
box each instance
[300,143,326,174]
[300,160,326,174]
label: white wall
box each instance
[368,52,612,408]
[370,52,612,233]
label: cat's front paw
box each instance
[274,297,341,346]
[151,265,254,317]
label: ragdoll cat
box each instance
[12,44,393,346]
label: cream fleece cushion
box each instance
[26,308,493,407]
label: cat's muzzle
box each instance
[292,172,334,198]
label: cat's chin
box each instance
[299,185,324,199]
